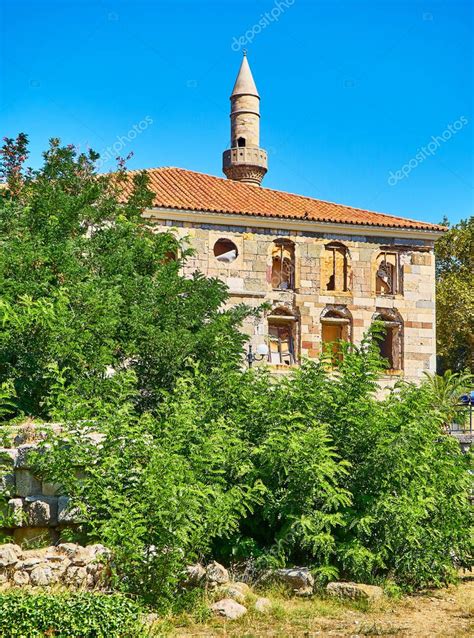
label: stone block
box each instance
[244,241,258,255]
[30,565,55,586]
[416,300,434,309]
[327,581,383,601]
[7,498,24,526]
[0,543,22,568]
[57,496,81,524]
[205,561,229,586]
[58,542,80,558]
[14,444,39,469]
[183,563,206,587]
[66,565,91,587]
[18,556,42,570]
[15,470,41,497]
[211,598,247,620]
[0,472,15,494]
[226,277,244,291]
[271,568,315,594]
[13,569,30,585]
[25,496,58,527]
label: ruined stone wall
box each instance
[1,433,79,546]
[0,542,109,588]
[152,218,436,382]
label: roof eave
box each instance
[144,206,444,241]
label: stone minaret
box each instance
[222,52,268,186]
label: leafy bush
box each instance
[213,337,473,589]
[34,337,473,600]
[33,369,265,609]
[0,591,145,638]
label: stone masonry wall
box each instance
[0,542,110,589]
[1,432,80,546]
[151,218,437,383]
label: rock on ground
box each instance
[254,596,272,613]
[216,584,247,604]
[272,568,314,595]
[206,561,229,586]
[211,598,247,620]
[0,544,21,568]
[326,581,383,601]
[183,563,206,587]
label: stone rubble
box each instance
[0,543,110,590]
[0,440,86,543]
[326,581,384,601]
[205,560,230,586]
[210,598,248,620]
[270,567,315,595]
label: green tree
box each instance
[0,135,252,419]
[435,217,474,373]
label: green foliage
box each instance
[0,590,146,638]
[1,135,472,609]
[213,336,473,589]
[423,369,474,426]
[435,217,474,373]
[34,368,265,609]
[0,135,252,419]
[35,334,473,601]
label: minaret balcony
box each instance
[223,147,268,171]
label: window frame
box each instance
[267,308,298,365]
[320,306,352,362]
[375,251,402,296]
[323,242,350,292]
[213,237,239,263]
[373,309,404,371]
[271,238,296,291]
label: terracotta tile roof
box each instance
[126,167,445,232]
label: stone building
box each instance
[136,54,444,382]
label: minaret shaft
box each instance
[222,54,268,186]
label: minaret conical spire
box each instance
[222,53,268,186]
[231,51,259,98]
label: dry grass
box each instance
[150,579,474,638]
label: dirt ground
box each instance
[159,577,474,638]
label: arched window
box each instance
[267,307,298,365]
[376,251,401,295]
[323,242,349,292]
[271,239,295,290]
[213,238,238,263]
[373,309,403,370]
[321,306,352,362]
[237,137,246,147]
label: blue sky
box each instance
[1,0,472,224]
